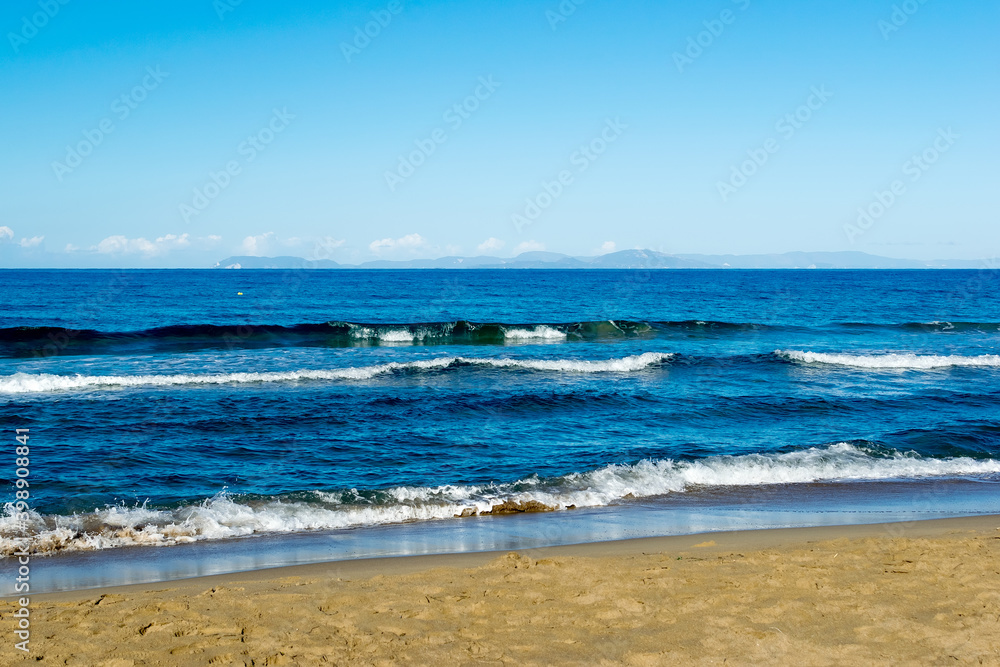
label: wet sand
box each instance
[3,515,999,665]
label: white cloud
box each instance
[0,226,13,243]
[193,235,224,250]
[154,233,191,251]
[369,233,427,255]
[65,244,80,253]
[96,236,156,255]
[514,240,545,254]
[241,232,276,256]
[310,236,346,260]
[599,241,616,254]
[317,236,345,249]
[477,237,505,253]
[20,236,44,248]
[94,233,192,256]
[241,233,341,258]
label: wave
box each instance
[0,320,655,356]
[2,442,997,555]
[777,350,1000,369]
[6,319,1000,357]
[848,321,1000,333]
[0,352,673,395]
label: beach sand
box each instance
[3,516,999,665]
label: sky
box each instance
[0,0,997,268]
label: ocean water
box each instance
[2,269,999,563]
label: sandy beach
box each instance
[3,516,999,665]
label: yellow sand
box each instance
[3,516,999,665]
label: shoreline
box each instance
[4,514,998,664]
[19,513,999,603]
[11,477,1000,597]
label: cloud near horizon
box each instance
[369,233,427,256]
[90,233,218,256]
[241,233,346,258]
[241,232,275,256]
[477,238,505,253]
[514,240,545,254]
[310,236,346,260]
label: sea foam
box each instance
[501,325,568,341]
[777,350,1000,369]
[3,442,997,555]
[0,352,673,394]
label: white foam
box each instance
[3,443,997,556]
[777,350,1000,369]
[0,352,673,395]
[502,326,568,341]
[346,324,456,343]
[377,329,417,343]
[472,351,670,373]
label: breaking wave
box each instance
[777,350,1000,369]
[8,319,1000,357]
[0,320,654,356]
[0,352,673,395]
[2,443,998,555]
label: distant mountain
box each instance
[674,251,981,269]
[581,250,714,269]
[213,250,985,270]
[213,256,340,269]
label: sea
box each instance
[2,268,1000,593]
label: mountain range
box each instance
[213,250,987,270]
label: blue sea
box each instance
[3,269,1000,590]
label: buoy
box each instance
[237,292,243,295]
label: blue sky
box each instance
[1,0,997,267]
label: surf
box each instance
[3,442,997,556]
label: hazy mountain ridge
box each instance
[213,250,985,270]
